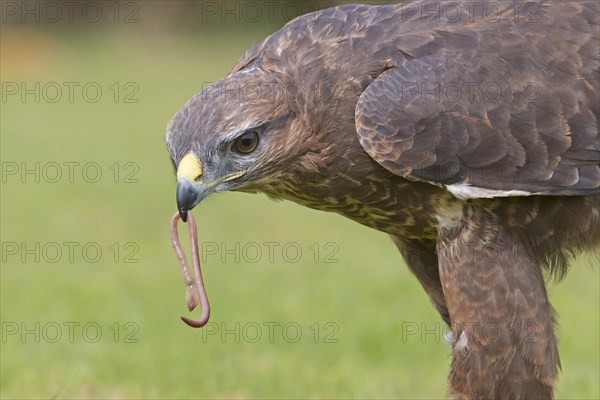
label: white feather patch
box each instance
[455,332,469,351]
[447,183,534,200]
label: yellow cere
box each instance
[177,153,203,182]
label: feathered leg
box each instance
[391,236,450,325]
[438,205,559,399]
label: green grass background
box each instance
[1,12,598,400]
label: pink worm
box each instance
[170,211,210,328]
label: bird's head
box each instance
[166,6,397,220]
[165,67,342,221]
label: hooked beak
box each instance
[176,178,208,222]
[174,152,247,221]
[176,153,204,222]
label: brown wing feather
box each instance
[355,1,599,195]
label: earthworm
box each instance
[170,211,210,328]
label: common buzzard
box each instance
[166,1,599,397]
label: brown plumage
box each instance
[166,1,599,398]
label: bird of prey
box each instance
[166,1,599,398]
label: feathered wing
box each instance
[355,1,599,197]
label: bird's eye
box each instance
[233,130,259,154]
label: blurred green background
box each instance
[1,1,598,398]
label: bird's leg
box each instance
[391,236,450,325]
[437,206,559,399]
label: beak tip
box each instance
[179,210,188,222]
[177,177,205,221]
